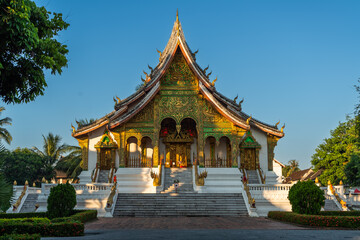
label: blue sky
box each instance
[2,0,360,169]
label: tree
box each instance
[76,118,95,129]
[282,160,300,177]
[288,180,325,215]
[311,116,357,185]
[32,133,72,166]
[0,147,54,185]
[0,173,12,212]
[55,146,82,178]
[47,182,76,218]
[344,154,360,186]
[0,0,69,104]
[0,106,12,144]
[0,142,12,212]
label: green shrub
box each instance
[0,221,84,237]
[0,213,47,219]
[0,234,40,240]
[288,180,325,214]
[51,210,97,223]
[319,211,360,216]
[268,211,360,228]
[0,218,50,224]
[47,183,76,219]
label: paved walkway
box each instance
[85,217,305,230]
[44,229,360,240]
[42,218,360,240]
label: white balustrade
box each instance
[41,183,112,194]
[248,184,293,200]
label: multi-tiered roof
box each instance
[73,13,284,139]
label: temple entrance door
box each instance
[243,148,256,170]
[100,149,112,170]
[167,143,190,168]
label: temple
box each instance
[72,12,285,198]
[11,14,351,218]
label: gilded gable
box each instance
[160,48,197,89]
[128,100,154,123]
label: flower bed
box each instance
[268,211,360,228]
[0,210,97,237]
[0,213,47,219]
[0,234,40,240]
[0,221,84,237]
[318,211,360,216]
[51,210,97,223]
[0,218,50,224]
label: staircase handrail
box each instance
[257,164,266,184]
[240,167,255,208]
[328,181,348,211]
[106,181,117,208]
[108,164,116,183]
[92,164,100,183]
[150,161,162,186]
[194,159,207,186]
[12,183,28,212]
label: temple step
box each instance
[19,193,39,213]
[113,193,248,217]
[161,168,194,193]
[246,170,260,184]
[97,170,110,183]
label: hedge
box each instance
[0,222,84,237]
[318,211,360,216]
[0,234,40,240]
[0,210,91,220]
[268,211,360,228]
[51,210,97,223]
[0,218,50,224]
[0,213,47,219]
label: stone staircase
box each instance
[98,170,109,183]
[247,170,260,184]
[113,193,248,217]
[162,168,193,193]
[324,195,342,211]
[19,194,39,213]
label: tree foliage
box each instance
[47,182,76,218]
[288,180,325,215]
[0,173,12,212]
[55,146,82,178]
[0,147,54,185]
[282,160,300,177]
[0,142,12,212]
[311,116,358,185]
[344,154,360,186]
[32,133,72,166]
[0,106,12,145]
[0,0,69,104]
[76,118,95,129]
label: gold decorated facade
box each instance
[72,14,284,173]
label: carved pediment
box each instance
[94,130,118,149]
[162,130,194,143]
[240,131,261,149]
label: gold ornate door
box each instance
[167,143,189,167]
[100,149,112,170]
[244,148,256,170]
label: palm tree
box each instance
[0,142,12,212]
[287,160,300,177]
[32,133,72,165]
[0,107,12,144]
[76,118,95,129]
[55,146,83,178]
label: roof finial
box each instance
[176,9,180,36]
